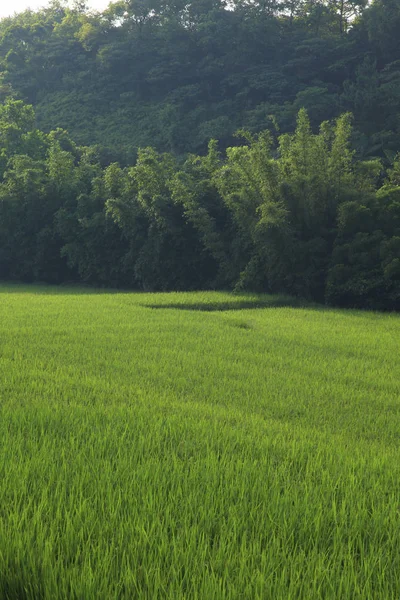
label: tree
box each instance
[170,140,235,287]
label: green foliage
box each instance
[327,185,400,309]
[211,110,385,302]
[0,97,399,308]
[170,140,239,287]
[105,147,217,290]
[1,0,399,159]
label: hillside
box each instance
[0,0,400,162]
[1,1,400,308]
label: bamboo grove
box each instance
[1,98,399,309]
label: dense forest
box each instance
[1,0,400,161]
[0,0,400,309]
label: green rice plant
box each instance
[0,284,399,599]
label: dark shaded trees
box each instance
[1,0,399,161]
[0,93,399,308]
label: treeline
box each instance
[0,98,399,309]
[0,0,400,161]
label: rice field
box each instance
[0,283,399,599]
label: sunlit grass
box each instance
[0,283,399,599]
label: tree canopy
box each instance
[0,1,399,308]
[1,0,400,161]
[0,96,399,309]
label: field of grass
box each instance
[0,283,399,599]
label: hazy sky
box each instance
[0,0,111,19]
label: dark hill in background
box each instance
[1,0,400,164]
[1,0,400,310]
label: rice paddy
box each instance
[0,283,399,599]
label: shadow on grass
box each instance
[143,297,314,312]
[0,283,319,311]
